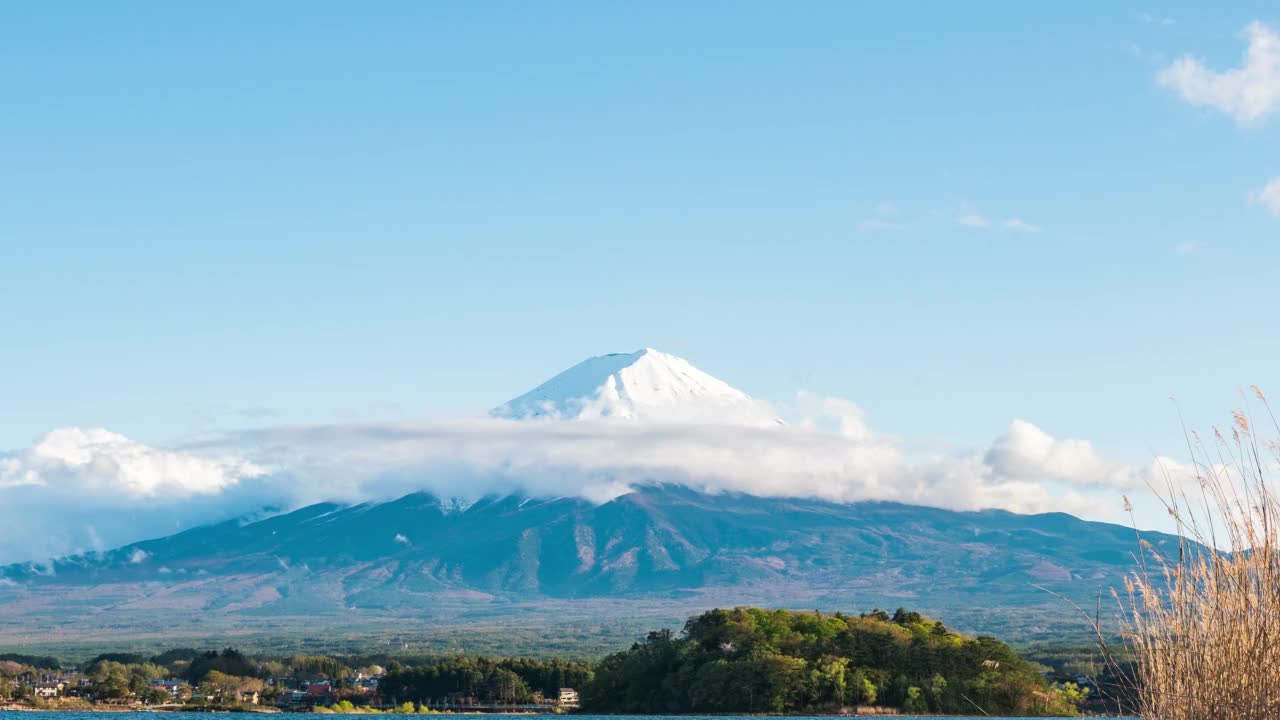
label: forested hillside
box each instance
[583,607,1087,716]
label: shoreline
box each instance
[0,708,1127,717]
[0,707,1037,717]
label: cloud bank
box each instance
[0,428,272,564]
[1159,22,1280,125]
[0,401,1171,565]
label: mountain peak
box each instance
[492,348,782,426]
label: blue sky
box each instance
[4,1,1280,472]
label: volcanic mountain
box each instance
[0,349,1158,648]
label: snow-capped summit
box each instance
[492,348,782,427]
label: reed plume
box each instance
[1113,389,1280,719]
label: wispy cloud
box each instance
[959,211,1041,233]
[1174,241,1201,255]
[1001,218,1042,233]
[856,200,908,233]
[1249,177,1280,215]
[1139,12,1176,27]
[237,407,278,420]
[863,203,1042,234]
[1158,22,1280,126]
[856,218,907,232]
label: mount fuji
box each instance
[0,348,1166,650]
[492,348,783,427]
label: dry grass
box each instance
[1103,388,1280,719]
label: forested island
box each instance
[584,607,1087,716]
[0,607,1090,716]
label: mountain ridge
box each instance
[0,484,1165,644]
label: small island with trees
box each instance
[584,607,1087,716]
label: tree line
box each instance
[380,656,593,705]
[0,607,1089,715]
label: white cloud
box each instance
[128,549,150,564]
[1140,13,1175,27]
[1249,177,1280,215]
[0,428,269,563]
[856,218,907,232]
[19,427,266,498]
[394,533,410,544]
[0,457,39,489]
[1001,218,1041,233]
[1129,43,1167,65]
[984,419,1134,489]
[959,212,1041,233]
[859,203,1040,234]
[1158,22,1280,125]
[219,411,1141,521]
[0,409,1159,565]
[857,201,908,232]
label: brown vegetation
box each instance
[1085,390,1280,719]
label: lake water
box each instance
[0,707,1141,712]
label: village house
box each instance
[32,681,64,699]
[276,689,308,707]
[558,688,580,708]
[304,681,333,704]
[150,679,188,700]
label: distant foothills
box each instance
[0,607,1104,717]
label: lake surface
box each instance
[0,714,1140,720]
[0,707,1141,712]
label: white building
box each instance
[33,682,64,698]
[558,688,580,708]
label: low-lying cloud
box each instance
[0,396,1177,565]
[0,428,272,564]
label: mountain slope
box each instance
[0,486,1164,644]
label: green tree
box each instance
[904,686,927,713]
[928,673,948,711]
[861,676,878,705]
[139,686,172,705]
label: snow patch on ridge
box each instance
[442,497,476,515]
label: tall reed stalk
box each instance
[1108,389,1280,719]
